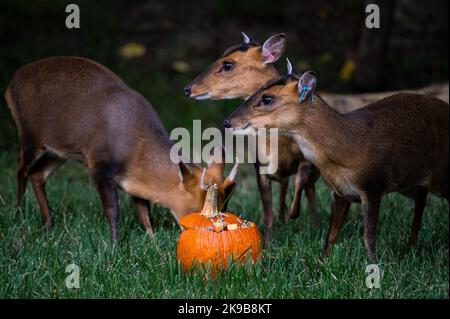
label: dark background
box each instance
[0,0,448,150]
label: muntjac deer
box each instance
[185,33,320,243]
[224,65,449,261]
[5,56,237,241]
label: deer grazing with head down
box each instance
[5,56,238,241]
[185,33,320,243]
[224,62,449,261]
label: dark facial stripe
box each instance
[221,42,260,57]
[260,74,291,90]
[244,74,296,106]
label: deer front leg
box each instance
[305,183,319,230]
[289,170,303,219]
[92,167,119,242]
[323,192,351,255]
[408,187,428,246]
[361,193,382,263]
[279,179,288,224]
[132,196,153,237]
[290,162,310,219]
[306,164,320,230]
[255,164,273,244]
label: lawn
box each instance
[0,149,448,298]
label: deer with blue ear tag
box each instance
[224,65,449,262]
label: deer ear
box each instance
[220,161,239,211]
[297,71,317,102]
[262,34,286,64]
[224,161,238,184]
[207,144,225,164]
[178,162,196,187]
[207,145,225,181]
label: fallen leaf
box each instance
[172,60,191,73]
[340,59,356,82]
[320,52,333,63]
[119,42,146,59]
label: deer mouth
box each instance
[229,123,256,135]
[191,92,211,100]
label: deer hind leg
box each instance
[8,96,28,208]
[17,147,28,208]
[278,179,288,224]
[406,187,428,247]
[132,196,153,237]
[17,142,40,207]
[16,141,57,203]
[27,152,66,230]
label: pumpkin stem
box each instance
[201,184,219,218]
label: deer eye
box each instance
[261,95,275,106]
[221,61,234,72]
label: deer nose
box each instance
[223,119,231,128]
[184,84,192,97]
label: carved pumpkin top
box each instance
[179,184,255,232]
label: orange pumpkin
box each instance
[177,184,262,273]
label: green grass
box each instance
[0,150,448,298]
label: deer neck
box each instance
[292,95,365,171]
[118,134,195,216]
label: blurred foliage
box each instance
[214,0,282,19]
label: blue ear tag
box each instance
[299,86,308,102]
[299,86,313,107]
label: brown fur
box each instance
[226,74,449,261]
[189,47,279,99]
[5,56,236,240]
[186,39,320,242]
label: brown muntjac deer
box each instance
[224,66,449,261]
[5,56,238,241]
[185,33,320,243]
